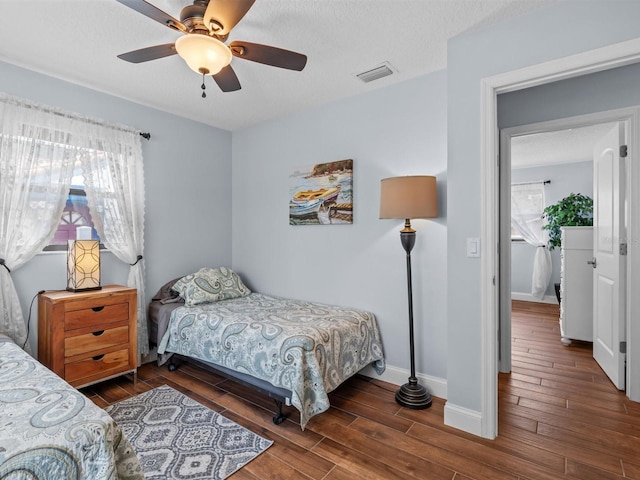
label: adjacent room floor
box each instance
[83,300,639,479]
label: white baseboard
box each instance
[359,364,447,400]
[511,291,559,305]
[444,402,484,437]
[359,365,487,437]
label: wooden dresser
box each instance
[38,285,138,388]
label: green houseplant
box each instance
[543,192,593,251]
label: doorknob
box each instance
[587,257,597,268]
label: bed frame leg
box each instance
[272,400,286,425]
[168,361,178,372]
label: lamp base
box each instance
[395,378,432,409]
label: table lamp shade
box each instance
[67,240,101,291]
[379,175,438,219]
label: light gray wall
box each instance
[511,161,593,299]
[447,0,640,414]
[232,71,448,380]
[0,61,233,354]
[498,62,640,129]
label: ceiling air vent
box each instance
[355,62,396,83]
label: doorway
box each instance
[476,37,640,441]
[499,118,624,388]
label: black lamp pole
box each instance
[395,219,432,409]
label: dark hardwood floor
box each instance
[83,300,639,479]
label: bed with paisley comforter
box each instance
[0,335,143,480]
[154,267,386,429]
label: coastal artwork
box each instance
[289,159,353,225]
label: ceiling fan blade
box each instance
[212,65,241,92]
[116,0,185,32]
[117,43,177,63]
[230,41,307,71]
[203,0,256,36]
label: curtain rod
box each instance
[512,180,551,186]
[1,93,149,139]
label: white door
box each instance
[592,122,626,390]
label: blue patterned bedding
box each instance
[0,337,143,480]
[157,293,385,428]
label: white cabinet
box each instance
[559,226,593,345]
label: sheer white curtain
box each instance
[511,182,552,300]
[83,132,148,357]
[0,93,147,356]
[0,94,76,351]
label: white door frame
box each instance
[480,37,640,439]
[499,111,635,376]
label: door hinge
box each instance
[620,341,627,354]
[620,145,628,158]
[620,243,628,256]
[492,275,496,286]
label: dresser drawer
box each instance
[64,325,129,358]
[65,348,130,385]
[38,285,137,387]
[64,302,130,330]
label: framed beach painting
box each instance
[289,159,353,225]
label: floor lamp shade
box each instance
[67,240,101,292]
[379,175,438,409]
[379,176,438,220]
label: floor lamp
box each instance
[380,175,438,409]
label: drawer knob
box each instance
[92,306,105,312]
[92,354,105,361]
[92,330,105,336]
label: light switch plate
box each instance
[467,237,480,258]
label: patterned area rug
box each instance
[105,385,273,479]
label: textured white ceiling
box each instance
[511,123,617,169]
[0,0,554,131]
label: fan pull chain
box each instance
[201,71,206,98]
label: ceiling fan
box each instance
[116,0,307,95]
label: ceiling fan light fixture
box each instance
[175,34,232,75]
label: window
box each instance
[511,182,546,241]
[1,92,147,356]
[44,164,102,251]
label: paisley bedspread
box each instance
[158,293,385,429]
[0,337,143,480]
